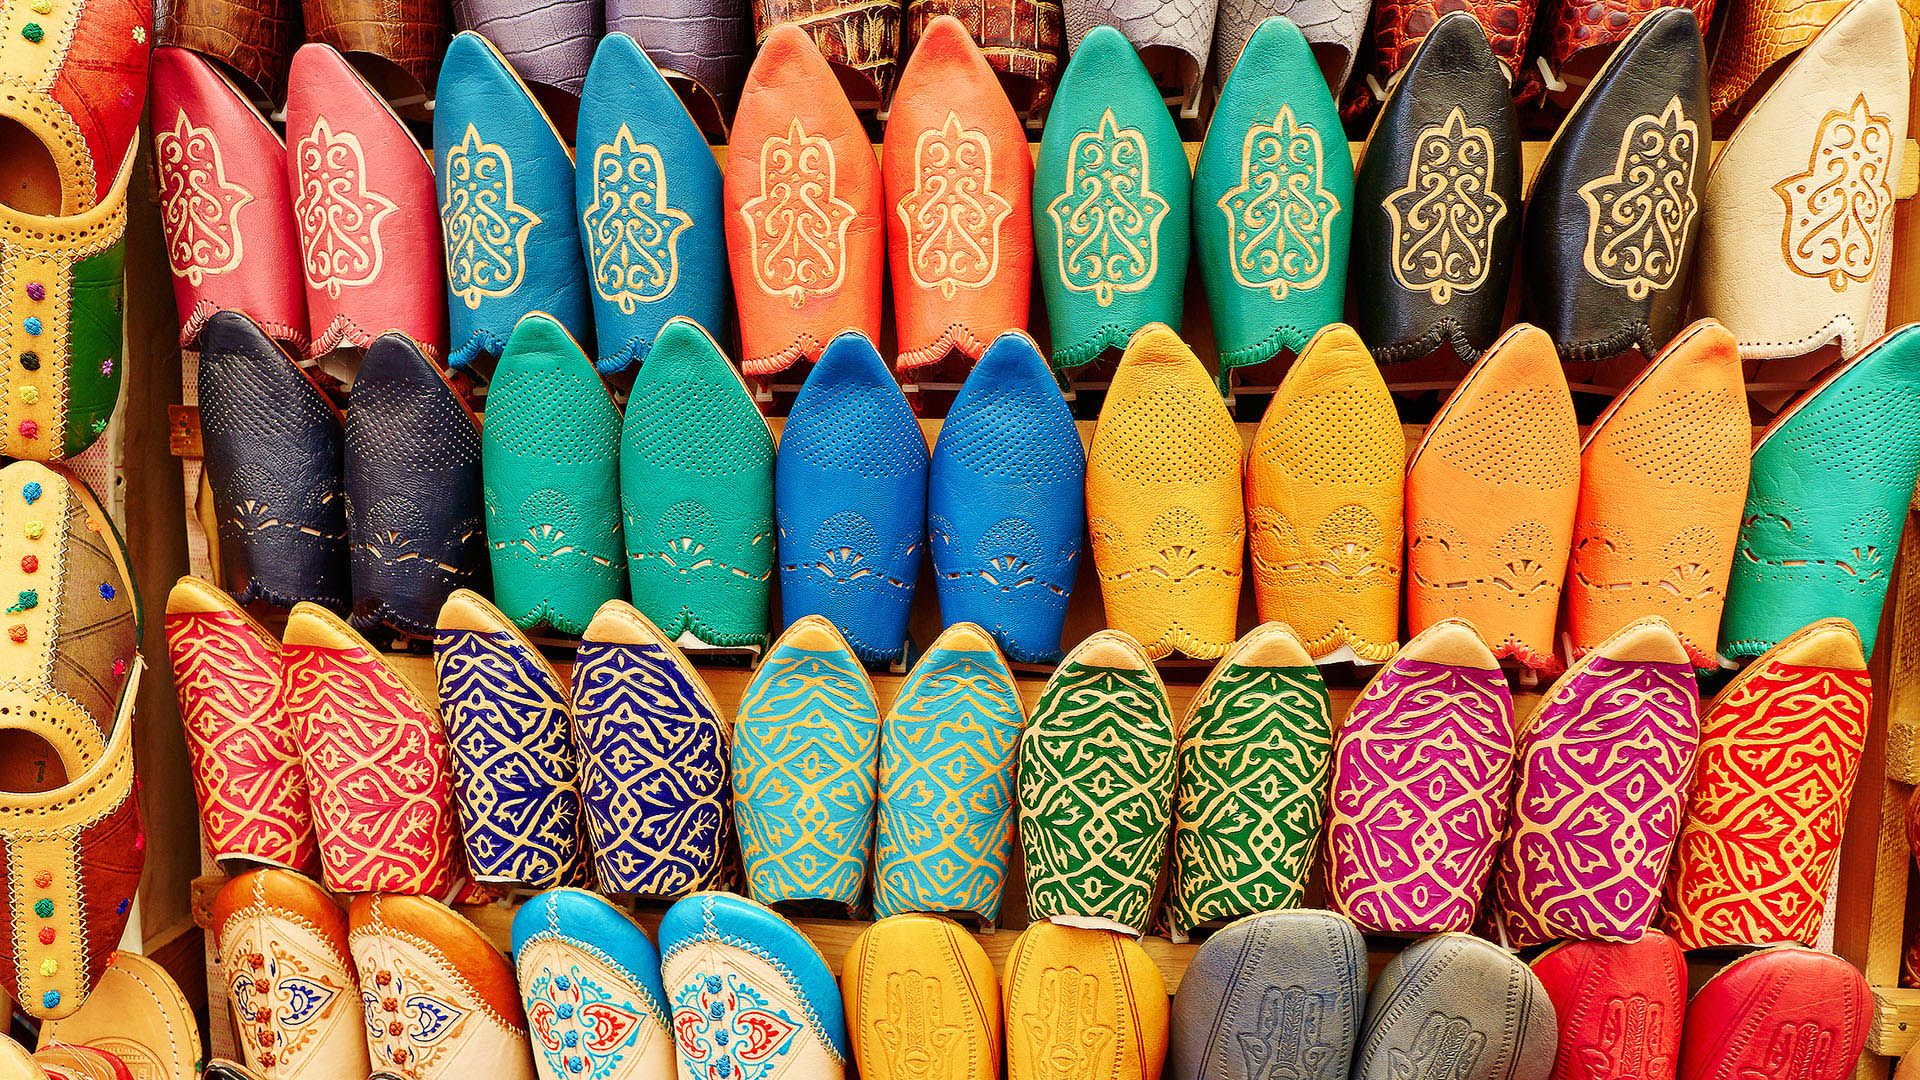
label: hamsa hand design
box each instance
[441,124,542,310]
[1775,94,1895,291]
[898,112,1012,299]
[584,125,693,314]
[1219,105,1341,302]
[155,111,254,286]
[1578,98,1700,301]
[1384,108,1506,304]
[294,116,399,299]
[1047,110,1171,306]
[739,118,857,306]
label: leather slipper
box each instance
[1003,921,1167,1080]
[1358,0,1536,118]
[37,953,200,1080]
[1169,910,1365,1080]
[30,1047,130,1080]
[754,0,903,105]
[1353,934,1554,1080]
[1216,4,1365,101]
[903,0,1061,114]
[512,888,676,1079]
[300,0,444,104]
[212,868,370,1079]
[450,0,598,98]
[0,0,148,216]
[1531,931,1684,1080]
[842,914,1000,1080]
[1678,947,1869,1080]
[604,3,749,128]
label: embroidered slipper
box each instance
[285,43,448,363]
[754,0,903,105]
[1168,910,1365,1080]
[165,576,318,874]
[36,953,200,1079]
[904,0,1061,114]
[1531,931,1685,1080]
[0,0,148,217]
[300,0,446,105]
[842,914,1000,1079]
[1169,624,1334,942]
[1247,323,1402,664]
[1196,16,1351,376]
[1034,27,1188,370]
[29,1047,130,1080]
[658,892,849,1080]
[434,590,586,891]
[928,331,1084,665]
[1352,934,1554,1080]
[284,602,461,896]
[1018,629,1175,935]
[1678,947,1869,1080]
[1664,619,1870,949]
[1405,324,1579,676]
[0,462,142,1020]
[512,888,676,1080]
[725,25,885,379]
[874,623,1023,922]
[1215,4,1366,101]
[212,868,371,1080]
[1490,616,1699,946]
[196,310,349,613]
[732,615,880,910]
[348,893,535,1078]
[571,599,732,897]
[481,313,626,637]
[1087,324,1242,661]
[619,318,775,652]
[451,0,599,97]
[775,330,928,666]
[604,2,749,130]
[149,46,306,354]
[1003,921,1167,1080]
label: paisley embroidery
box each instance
[1047,109,1170,306]
[1775,95,1895,291]
[526,965,646,1079]
[359,962,472,1071]
[584,125,694,314]
[154,111,254,286]
[227,940,348,1070]
[294,116,398,299]
[898,112,1011,299]
[1384,108,1505,304]
[1219,104,1340,301]
[671,972,802,1080]
[442,124,542,310]
[739,118,857,305]
[1577,98,1701,301]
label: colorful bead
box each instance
[8,626,26,643]
[91,419,106,435]
[131,24,144,42]
[23,522,42,539]
[112,658,126,678]
[21,482,40,504]
[8,590,38,613]
[38,958,55,977]
[20,353,38,371]
[115,897,130,916]
[19,387,38,405]
[20,556,35,573]
[33,871,50,889]
[36,927,53,945]
[23,283,43,302]
[99,583,114,600]
[33,899,52,919]
[41,992,58,1010]
[100,358,113,376]
[20,23,41,41]
[22,317,40,335]
[18,421,37,440]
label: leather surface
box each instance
[905,0,1061,110]
[754,0,904,102]
[1034,27,1190,368]
[927,331,1084,664]
[620,319,775,651]
[510,889,675,1080]
[1565,320,1748,667]
[162,0,295,102]
[32,1047,132,1080]
[1354,934,1554,1080]
[1002,922,1167,1080]
[1063,0,1215,103]
[577,35,727,372]
[1530,932,1685,1080]
[1214,1,1366,96]
[347,894,534,1079]
[1405,324,1579,675]
[732,617,880,908]
[1723,325,1920,659]
[1522,8,1709,362]
[1087,325,1242,660]
[1326,621,1511,934]
[1,0,149,213]
[197,311,348,612]
[1709,0,1845,118]
[874,625,1023,921]
[1677,947,1869,1080]
[434,32,591,368]
[1018,630,1175,934]
[480,313,627,637]
[1168,910,1365,1080]
[842,915,1000,1080]
[884,16,1032,373]
[657,893,849,1080]
[1246,323,1401,662]
[725,25,885,376]
[1197,17,1351,370]
[344,333,485,639]
[300,0,446,93]
[434,590,587,890]
[774,331,928,664]
[165,576,319,874]
[1694,0,1907,360]
[0,148,131,460]
[1169,625,1333,940]
[211,868,370,1080]
[1664,620,1870,948]
[1353,13,1520,363]
[286,44,449,361]
[1534,0,1713,90]
[1357,0,1537,115]
[571,600,733,897]
[605,0,749,117]
[283,603,460,896]
[0,463,141,1020]
[1490,617,1699,946]
[35,954,199,1079]
[451,0,598,93]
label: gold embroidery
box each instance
[898,112,1011,299]
[1774,94,1895,291]
[154,111,254,286]
[1383,108,1505,304]
[583,124,694,313]
[1218,104,1340,301]
[294,117,398,299]
[1047,110,1170,306]
[1577,98,1701,301]
[739,118,857,306]
[441,124,542,311]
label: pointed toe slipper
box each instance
[212,868,370,1079]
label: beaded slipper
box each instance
[512,888,676,1080]
[212,868,371,1080]
[35,954,199,1078]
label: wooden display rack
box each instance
[120,122,1920,1076]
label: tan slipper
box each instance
[37,953,202,1080]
